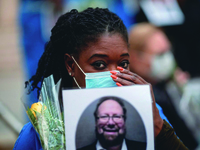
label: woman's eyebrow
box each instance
[89,54,108,60]
[120,53,129,57]
[89,53,129,60]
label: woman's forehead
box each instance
[78,34,129,59]
[98,100,123,114]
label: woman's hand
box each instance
[110,66,164,137]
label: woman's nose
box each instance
[108,65,118,71]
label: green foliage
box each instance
[27,102,65,150]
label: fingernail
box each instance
[111,75,117,79]
[116,82,122,86]
[110,71,117,75]
[117,66,124,71]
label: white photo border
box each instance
[62,85,154,150]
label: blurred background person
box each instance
[135,0,200,148]
[128,22,197,149]
[163,0,200,148]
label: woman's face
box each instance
[65,33,129,88]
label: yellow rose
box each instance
[29,102,46,118]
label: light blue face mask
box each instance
[71,56,118,89]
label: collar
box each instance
[96,139,127,150]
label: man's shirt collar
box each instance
[96,139,127,150]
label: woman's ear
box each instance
[64,54,75,77]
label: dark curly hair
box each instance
[26,7,128,96]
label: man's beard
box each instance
[96,128,126,148]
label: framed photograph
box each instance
[62,85,154,150]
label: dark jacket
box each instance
[77,138,146,150]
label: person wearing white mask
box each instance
[128,22,195,149]
[128,23,176,84]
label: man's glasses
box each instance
[97,115,124,123]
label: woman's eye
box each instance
[92,61,106,70]
[119,60,129,69]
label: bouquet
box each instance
[23,75,65,150]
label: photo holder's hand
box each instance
[149,84,164,137]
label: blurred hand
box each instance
[174,67,190,88]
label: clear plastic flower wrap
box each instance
[23,75,65,150]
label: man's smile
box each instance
[103,129,119,132]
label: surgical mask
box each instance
[150,51,176,81]
[71,56,118,89]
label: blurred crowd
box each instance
[18,0,200,149]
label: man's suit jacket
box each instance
[77,138,146,150]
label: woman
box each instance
[14,8,187,150]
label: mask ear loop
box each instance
[71,56,86,89]
[73,77,81,89]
